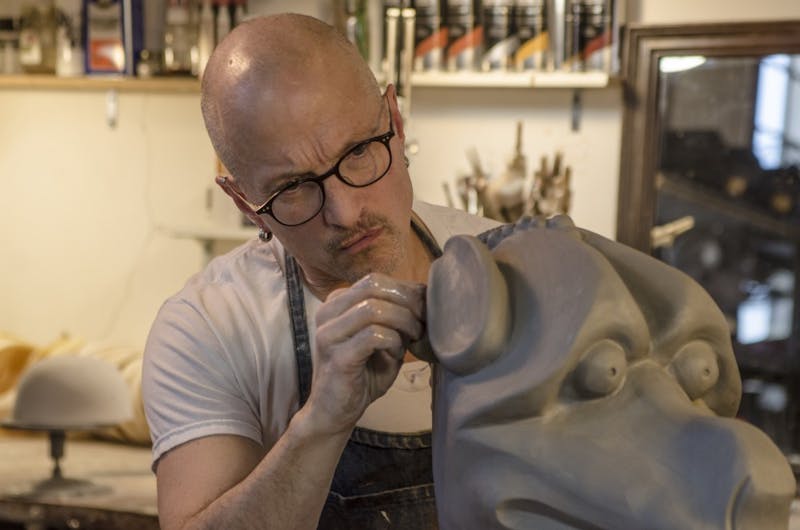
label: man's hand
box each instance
[309,272,426,435]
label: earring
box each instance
[258,229,273,242]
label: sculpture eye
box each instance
[573,340,627,398]
[670,340,720,400]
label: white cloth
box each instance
[142,201,499,467]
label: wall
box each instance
[1,0,798,349]
[409,86,621,235]
[636,0,799,24]
[0,89,217,347]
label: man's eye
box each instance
[350,143,369,158]
[279,180,308,197]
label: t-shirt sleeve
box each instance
[142,297,263,469]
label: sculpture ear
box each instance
[427,235,511,375]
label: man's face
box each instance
[237,85,414,288]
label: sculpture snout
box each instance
[720,421,796,530]
[616,366,797,530]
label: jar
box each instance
[0,17,20,74]
[18,2,57,74]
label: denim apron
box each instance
[284,221,442,529]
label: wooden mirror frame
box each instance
[616,20,800,252]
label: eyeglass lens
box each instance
[271,138,391,226]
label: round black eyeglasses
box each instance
[253,116,395,227]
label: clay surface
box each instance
[5,356,132,430]
[427,215,797,530]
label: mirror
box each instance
[617,21,800,460]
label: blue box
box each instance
[83,0,143,75]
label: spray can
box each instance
[565,0,610,71]
[480,0,516,71]
[412,0,445,71]
[564,0,581,70]
[580,0,611,71]
[513,0,547,71]
[444,0,481,71]
[345,0,370,61]
[382,0,406,75]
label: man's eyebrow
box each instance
[257,101,388,198]
[258,172,310,198]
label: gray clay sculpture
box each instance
[426,215,797,530]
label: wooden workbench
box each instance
[0,433,157,529]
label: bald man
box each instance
[142,13,497,530]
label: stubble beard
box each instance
[324,212,406,284]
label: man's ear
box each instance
[384,83,405,143]
[215,176,271,233]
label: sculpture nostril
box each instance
[728,459,795,530]
[729,477,749,530]
[670,340,720,400]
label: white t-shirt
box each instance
[142,201,499,467]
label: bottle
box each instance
[0,16,20,74]
[232,0,246,26]
[163,0,193,74]
[580,0,612,72]
[565,0,611,72]
[19,1,57,74]
[345,0,369,61]
[412,0,444,72]
[196,0,214,77]
[55,2,83,77]
[514,0,548,71]
[216,0,231,45]
[481,0,516,72]
[444,0,481,72]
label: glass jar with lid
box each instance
[18,1,57,74]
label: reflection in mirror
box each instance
[653,53,799,453]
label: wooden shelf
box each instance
[158,223,257,242]
[410,70,611,88]
[735,339,799,377]
[0,74,200,93]
[1,71,612,92]
[657,175,800,241]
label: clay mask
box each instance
[427,216,796,530]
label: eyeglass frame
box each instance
[250,101,396,227]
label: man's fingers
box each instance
[317,300,422,349]
[319,273,426,323]
[323,324,405,365]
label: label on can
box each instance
[481,2,516,71]
[382,0,406,67]
[514,0,548,71]
[565,0,610,72]
[581,1,611,71]
[413,0,446,71]
[445,0,482,71]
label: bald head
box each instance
[201,14,381,186]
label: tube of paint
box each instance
[412,0,445,71]
[445,0,481,72]
[481,0,516,72]
[513,0,548,71]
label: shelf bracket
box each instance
[571,88,583,132]
[106,89,119,129]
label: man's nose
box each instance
[320,174,365,227]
